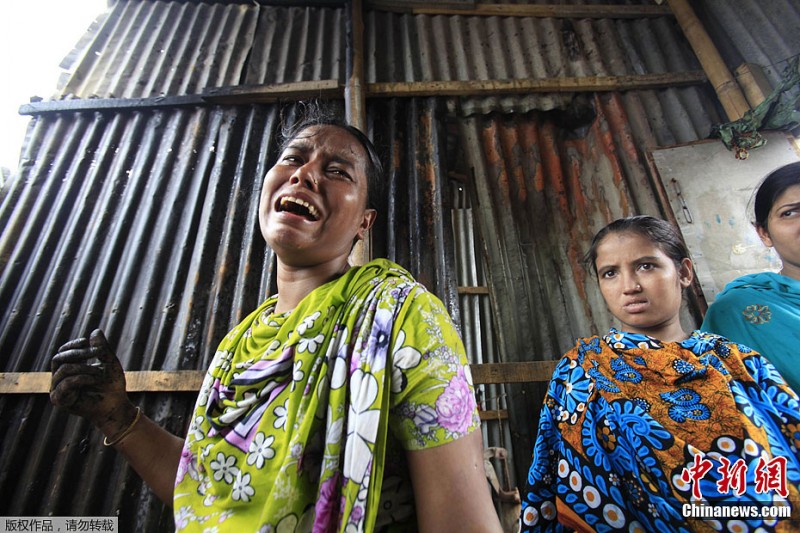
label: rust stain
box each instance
[480,120,510,206]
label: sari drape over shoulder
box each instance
[521,329,800,533]
[702,272,800,393]
[174,259,479,532]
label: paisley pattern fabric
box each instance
[703,272,800,392]
[173,259,479,532]
[521,329,800,532]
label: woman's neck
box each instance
[625,317,688,343]
[780,262,800,281]
[273,257,351,313]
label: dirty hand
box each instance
[50,329,136,434]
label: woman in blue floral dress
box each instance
[521,216,800,532]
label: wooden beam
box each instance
[19,72,705,116]
[470,361,557,385]
[0,371,206,394]
[458,286,490,295]
[479,409,508,421]
[346,0,371,266]
[368,2,673,19]
[367,71,706,97]
[0,362,556,394]
[202,80,342,104]
[20,80,342,116]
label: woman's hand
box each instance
[50,329,137,436]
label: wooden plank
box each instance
[0,371,205,394]
[458,286,490,295]
[367,71,707,97]
[19,81,343,116]
[19,94,205,115]
[367,2,673,19]
[125,371,205,391]
[470,362,557,384]
[1,362,556,394]
[0,372,51,394]
[202,80,342,104]
[479,409,508,421]
[20,73,706,116]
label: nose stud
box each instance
[312,177,318,186]
[635,284,642,291]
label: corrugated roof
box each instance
[696,0,800,87]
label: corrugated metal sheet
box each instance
[696,0,800,87]
[454,89,705,480]
[3,0,794,526]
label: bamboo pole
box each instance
[667,0,749,121]
[346,0,370,265]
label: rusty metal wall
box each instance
[454,89,709,481]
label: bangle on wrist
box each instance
[103,406,142,447]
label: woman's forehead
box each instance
[596,231,667,260]
[290,125,364,154]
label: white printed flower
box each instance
[189,416,206,442]
[344,369,381,483]
[293,359,305,383]
[296,311,321,335]
[202,526,219,533]
[247,432,276,468]
[232,471,255,502]
[391,331,422,393]
[298,334,325,354]
[325,405,345,446]
[175,506,195,530]
[200,444,213,462]
[218,510,233,523]
[274,399,289,430]
[213,350,233,373]
[209,452,238,484]
[197,373,214,407]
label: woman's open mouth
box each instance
[277,196,320,221]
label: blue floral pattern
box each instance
[521,329,800,532]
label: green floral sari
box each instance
[174,259,479,532]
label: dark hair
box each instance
[279,109,384,212]
[753,161,800,230]
[583,215,690,274]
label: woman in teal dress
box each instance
[702,162,800,392]
[50,113,502,532]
